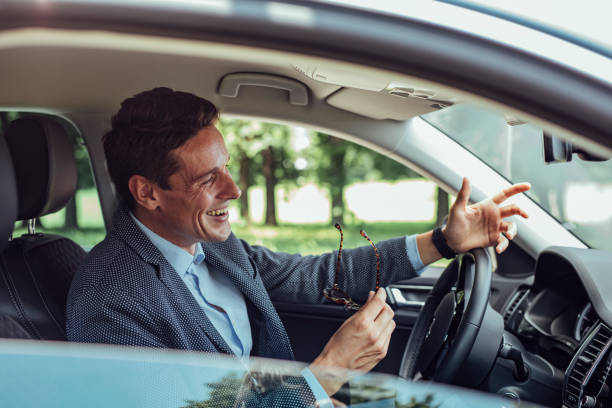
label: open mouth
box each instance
[205,208,229,217]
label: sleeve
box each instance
[405,234,427,275]
[301,367,334,408]
[66,284,169,348]
[241,235,418,304]
[233,370,325,408]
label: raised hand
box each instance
[444,177,530,254]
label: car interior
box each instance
[1,1,611,407]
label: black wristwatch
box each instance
[432,226,457,259]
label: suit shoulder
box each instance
[68,235,159,303]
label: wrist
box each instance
[309,358,349,396]
[432,226,457,259]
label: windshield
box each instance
[422,104,612,251]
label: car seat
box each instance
[0,131,30,338]
[0,116,87,340]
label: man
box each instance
[66,87,529,404]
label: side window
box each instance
[0,112,105,250]
[218,119,450,257]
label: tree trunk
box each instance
[64,196,78,229]
[330,185,344,226]
[262,146,277,226]
[238,152,251,223]
[436,186,449,226]
[329,139,346,226]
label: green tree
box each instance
[182,373,243,408]
[396,393,440,408]
[218,119,259,223]
[308,133,422,225]
[220,120,301,226]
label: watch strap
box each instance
[432,226,457,259]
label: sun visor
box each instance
[326,88,448,120]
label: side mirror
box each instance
[543,132,609,163]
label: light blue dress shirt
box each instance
[405,235,426,275]
[131,213,424,406]
[130,214,252,359]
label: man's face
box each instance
[153,125,241,246]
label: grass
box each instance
[12,226,107,250]
[13,221,441,256]
[231,221,435,255]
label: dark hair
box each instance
[103,87,219,209]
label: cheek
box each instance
[192,190,212,222]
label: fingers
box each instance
[501,221,518,240]
[355,316,396,370]
[491,182,531,205]
[360,288,387,321]
[495,233,509,253]
[374,300,394,326]
[454,177,471,209]
[499,204,529,219]
[377,317,396,350]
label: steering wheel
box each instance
[398,248,492,384]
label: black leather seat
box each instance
[0,116,86,340]
[0,131,29,339]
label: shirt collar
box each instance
[130,212,206,276]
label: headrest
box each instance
[0,135,18,250]
[4,117,77,220]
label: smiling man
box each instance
[66,87,529,405]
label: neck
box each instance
[132,207,196,255]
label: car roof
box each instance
[0,0,610,154]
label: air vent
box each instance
[503,288,529,323]
[564,323,612,408]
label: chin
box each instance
[207,227,232,243]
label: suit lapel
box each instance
[201,234,266,309]
[202,234,295,360]
[110,205,233,355]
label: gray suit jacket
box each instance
[66,203,416,359]
[66,204,417,406]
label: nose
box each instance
[219,166,241,200]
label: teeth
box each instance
[207,208,228,216]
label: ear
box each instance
[128,175,159,211]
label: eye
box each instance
[200,174,216,187]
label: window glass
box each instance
[422,104,612,251]
[217,119,449,257]
[1,341,513,408]
[0,112,105,250]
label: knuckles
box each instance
[355,318,369,332]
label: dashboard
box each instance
[502,247,612,408]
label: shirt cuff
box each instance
[301,367,333,408]
[405,234,426,276]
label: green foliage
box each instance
[182,373,243,408]
[396,393,441,408]
[219,119,302,188]
[304,132,422,224]
[219,119,425,225]
[306,133,420,187]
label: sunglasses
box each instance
[322,223,380,311]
